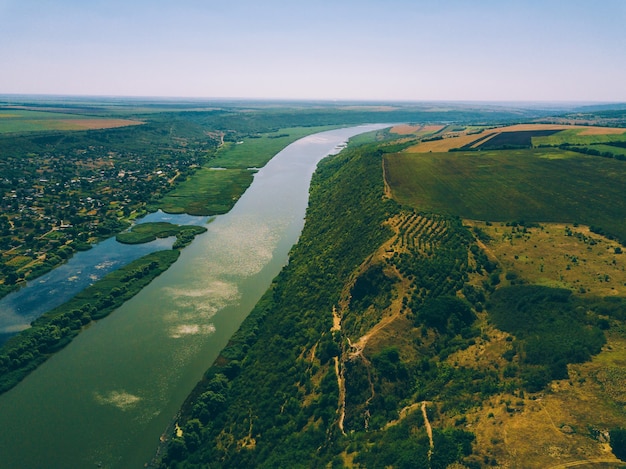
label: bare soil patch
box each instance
[55,119,144,130]
[390,124,422,135]
[405,133,484,153]
[578,127,626,136]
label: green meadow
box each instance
[384,148,626,242]
[157,125,337,215]
[210,126,338,168]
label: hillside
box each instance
[156,122,626,468]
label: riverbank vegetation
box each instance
[116,222,207,246]
[1,98,545,297]
[160,117,626,468]
[0,249,179,394]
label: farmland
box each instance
[384,148,626,243]
[402,123,626,153]
[0,109,143,133]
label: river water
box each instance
[0,125,387,469]
[0,210,210,345]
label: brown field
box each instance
[403,123,626,153]
[390,124,422,135]
[49,119,144,130]
[495,123,577,132]
[405,133,484,153]
[497,123,626,136]
[578,127,626,136]
[390,124,445,136]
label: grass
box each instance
[466,221,626,297]
[449,222,626,468]
[586,144,626,157]
[156,125,338,215]
[384,148,626,242]
[210,125,338,168]
[157,168,254,215]
[0,109,142,133]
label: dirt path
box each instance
[421,401,434,462]
[384,402,422,429]
[334,356,347,435]
[331,306,347,435]
[348,313,399,359]
[548,459,624,468]
[382,159,393,199]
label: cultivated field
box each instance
[384,148,626,242]
[390,124,445,136]
[0,109,143,133]
[402,123,626,153]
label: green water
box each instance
[0,125,387,469]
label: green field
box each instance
[583,143,626,157]
[156,126,337,215]
[209,125,338,168]
[533,128,626,146]
[157,168,254,215]
[384,148,626,242]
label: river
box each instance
[0,125,387,469]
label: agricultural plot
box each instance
[533,127,626,146]
[0,109,142,133]
[384,148,626,242]
[210,125,336,168]
[472,129,560,149]
[402,123,626,154]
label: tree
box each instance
[611,428,626,461]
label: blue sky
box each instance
[1,0,625,102]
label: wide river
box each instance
[0,125,387,469]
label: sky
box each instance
[1,0,625,102]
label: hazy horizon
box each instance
[2,0,625,102]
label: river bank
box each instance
[0,125,388,469]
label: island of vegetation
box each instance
[116,222,208,248]
[157,113,626,468]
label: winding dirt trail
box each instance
[421,401,434,462]
[335,356,347,435]
[332,306,347,435]
[548,459,624,468]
